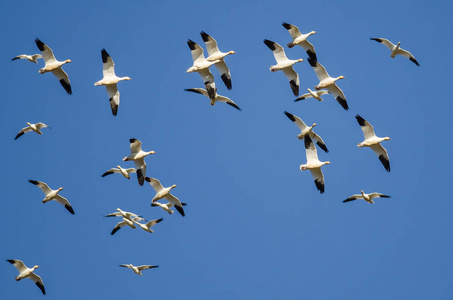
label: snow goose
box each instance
[184,88,241,110]
[102,165,137,179]
[110,217,138,235]
[370,38,419,66]
[200,31,235,90]
[7,259,45,295]
[145,177,185,217]
[12,54,42,63]
[151,201,187,215]
[284,111,328,153]
[123,138,156,186]
[282,22,317,61]
[264,39,303,96]
[300,135,331,194]
[119,264,158,276]
[355,115,391,172]
[105,208,145,221]
[307,58,348,110]
[29,180,75,214]
[14,122,50,140]
[186,39,220,102]
[35,38,72,95]
[94,49,132,116]
[294,88,330,102]
[133,218,163,233]
[343,190,390,204]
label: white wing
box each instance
[282,22,301,40]
[106,84,119,116]
[101,49,116,77]
[325,84,348,110]
[29,273,45,295]
[187,40,206,64]
[304,136,319,163]
[214,60,232,90]
[35,39,56,64]
[14,126,33,140]
[309,168,325,194]
[370,38,395,51]
[53,195,75,214]
[264,40,288,63]
[146,177,165,193]
[129,138,142,154]
[284,111,307,131]
[7,259,27,273]
[309,131,328,153]
[200,31,220,56]
[355,115,376,139]
[307,58,329,81]
[29,180,52,195]
[282,67,299,96]
[51,68,72,95]
[370,144,390,172]
[133,158,146,185]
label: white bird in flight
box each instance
[119,264,158,276]
[300,135,331,194]
[11,54,42,63]
[14,122,50,140]
[123,138,156,186]
[370,38,419,66]
[29,180,75,214]
[146,177,185,217]
[343,190,391,204]
[282,22,317,61]
[7,259,45,295]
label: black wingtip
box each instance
[314,178,325,194]
[200,31,210,42]
[137,169,144,186]
[187,39,196,50]
[7,259,15,264]
[306,50,317,61]
[289,79,299,96]
[304,135,313,149]
[307,58,317,68]
[263,39,276,51]
[379,154,391,172]
[156,218,164,223]
[129,138,137,143]
[101,171,113,177]
[11,57,19,61]
[145,177,151,182]
[65,205,75,215]
[29,180,39,185]
[109,98,118,116]
[221,73,232,90]
[380,195,391,198]
[111,227,120,235]
[227,102,241,111]
[36,281,46,295]
[14,132,24,140]
[184,88,203,95]
[175,205,185,217]
[355,115,366,126]
[101,48,109,63]
[282,22,292,30]
[317,141,329,153]
[410,57,420,66]
[370,38,382,43]
[294,96,306,102]
[35,38,45,51]
[336,96,349,110]
[181,202,188,206]
[60,79,72,95]
[284,111,296,122]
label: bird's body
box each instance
[7,259,45,295]
[282,22,317,61]
[123,139,155,186]
[264,39,303,96]
[94,49,131,116]
[300,135,330,193]
[355,115,391,172]
[119,264,158,276]
[307,58,348,110]
[14,122,50,140]
[284,111,328,153]
[200,31,235,90]
[29,180,74,214]
[102,165,137,179]
[370,38,419,66]
[12,54,42,63]
[184,88,241,110]
[35,38,72,95]
[146,177,185,216]
[343,190,391,204]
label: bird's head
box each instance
[58,187,64,191]
[228,51,236,55]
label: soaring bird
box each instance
[146,177,185,217]
[355,115,391,172]
[294,89,330,102]
[343,190,391,204]
[94,49,131,116]
[102,166,137,179]
[300,135,331,194]
[35,38,72,95]
[29,180,75,214]
[264,39,303,96]
[186,39,220,102]
[184,88,241,110]
[200,31,235,90]
[123,139,156,186]
[133,218,163,233]
[119,264,158,276]
[14,122,50,140]
[7,259,45,295]
[282,22,317,61]
[11,54,42,63]
[284,111,328,153]
[370,38,419,66]
[307,58,348,110]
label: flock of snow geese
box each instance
[8,22,419,295]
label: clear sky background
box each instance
[1,0,452,299]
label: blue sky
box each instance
[1,0,452,299]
